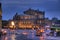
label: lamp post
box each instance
[11,21,15,29]
[11,21,15,34]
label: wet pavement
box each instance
[0,29,60,40]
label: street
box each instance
[0,29,60,40]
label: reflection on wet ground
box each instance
[0,29,59,40]
[0,29,44,40]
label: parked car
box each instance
[0,30,2,37]
[0,29,7,36]
[1,29,7,35]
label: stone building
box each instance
[9,9,45,29]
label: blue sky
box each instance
[0,0,60,20]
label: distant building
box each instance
[54,20,60,27]
[50,18,60,36]
[52,17,58,21]
[51,17,60,27]
[0,3,2,29]
[45,18,52,27]
[9,9,45,29]
[2,20,8,28]
[51,18,60,29]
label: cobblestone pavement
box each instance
[0,29,60,40]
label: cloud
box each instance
[1,0,60,20]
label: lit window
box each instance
[39,15,43,18]
[40,21,41,23]
[35,13,37,15]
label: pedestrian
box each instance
[0,31,2,40]
[54,31,57,37]
[0,31,2,37]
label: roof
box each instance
[24,8,45,15]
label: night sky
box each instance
[0,0,60,20]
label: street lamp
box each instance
[11,21,15,29]
[11,21,15,35]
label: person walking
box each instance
[54,31,57,37]
[0,31,2,37]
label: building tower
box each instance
[0,3,2,29]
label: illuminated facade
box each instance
[0,3,2,29]
[8,20,16,29]
[9,9,45,29]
